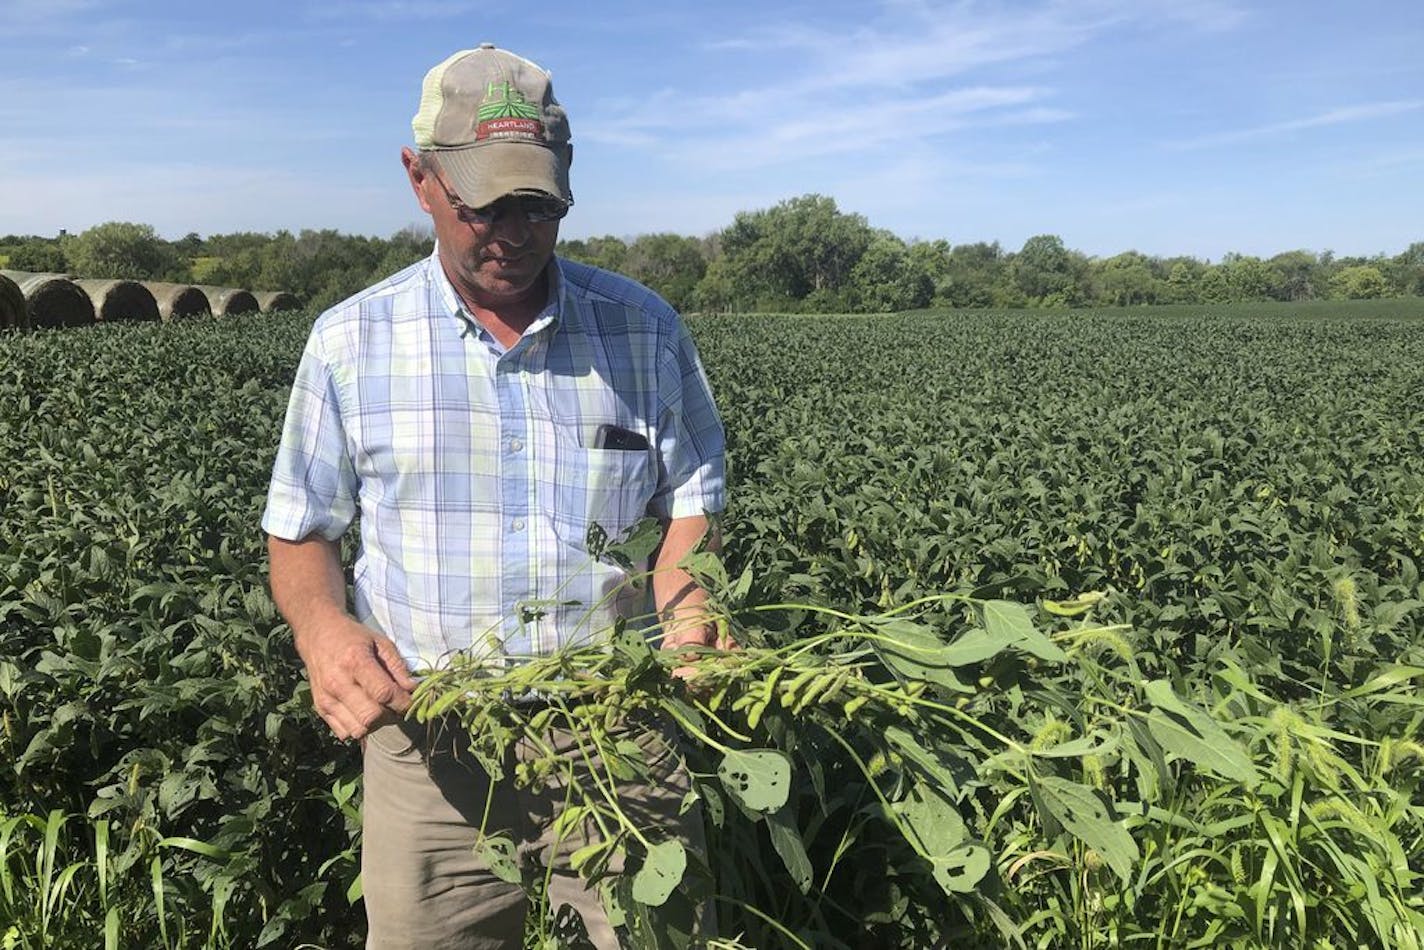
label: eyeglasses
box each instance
[431,169,570,225]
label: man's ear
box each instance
[401,147,435,215]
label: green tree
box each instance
[1094,251,1166,306]
[558,236,629,273]
[1330,264,1390,299]
[1219,253,1273,302]
[1388,242,1424,296]
[1164,258,1206,304]
[1198,265,1231,304]
[1267,250,1322,301]
[848,233,935,313]
[1010,234,1088,306]
[936,241,1007,308]
[710,194,873,312]
[621,233,708,312]
[371,224,435,280]
[6,238,68,273]
[63,221,175,279]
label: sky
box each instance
[1,0,1421,261]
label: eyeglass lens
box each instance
[458,194,568,224]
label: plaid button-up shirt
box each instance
[261,251,726,672]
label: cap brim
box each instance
[434,141,570,209]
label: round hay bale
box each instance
[254,290,302,313]
[0,270,95,329]
[73,279,160,323]
[195,285,260,318]
[0,272,24,330]
[143,281,211,320]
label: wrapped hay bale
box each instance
[0,270,95,329]
[195,285,260,317]
[74,279,159,322]
[143,281,211,320]
[254,290,301,313]
[0,272,24,330]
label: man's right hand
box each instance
[268,533,419,742]
[296,616,418,741]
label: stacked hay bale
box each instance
[254,290,302,313]
[0,272,24,330]
[143,281,211,320]
[0,270,95,329]
[196,285,260,317]
[73,279,160,322]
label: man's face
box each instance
[404,149,561,312]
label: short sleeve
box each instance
[261,332,359,542]
[649,318,726,521]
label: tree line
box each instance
[5,195,1422,315]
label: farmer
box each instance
[261,44,726,948]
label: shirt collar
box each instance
[426,243,571,344]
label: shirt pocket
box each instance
[548,441,658,551]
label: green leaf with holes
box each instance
[717,749,792,814]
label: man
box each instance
[262,44,726,948]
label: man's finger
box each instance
[372,636,419,692]
[351,648,413,715]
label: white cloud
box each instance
[1168,101,1424,150]
[583,0,1247,176]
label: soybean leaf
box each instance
[679,551,729,591]
[767,806,813,894]
[931,844,992,895]
[982,600,1068,663]
[0,659,21,698]
[883,726,975,798]
[939,626,1017,666]
[473,834,521,885]
[1144,680,1259,787]
[613,626,657,685]
[718,749,791,814]
[866,618,970,693]
[894,782,967,858]
[1032,774,1139,883]
[600,517,665,571]
[631,839,686,907]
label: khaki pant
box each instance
[361,713,708,949]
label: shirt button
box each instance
[512,518,525,532]
[510,438,524,453]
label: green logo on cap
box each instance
[478,82,541,122]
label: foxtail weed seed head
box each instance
[1268,705,1301,783]
[1379,737,1424,775]
[1330,574,1361,633]
[1030,712,1073,750]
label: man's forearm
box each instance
[268,534,351,639]
[652,515,720,648]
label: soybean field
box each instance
[2,300,1423,948]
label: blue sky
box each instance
[1,0,1421,260]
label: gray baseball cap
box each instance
[412,44,572,208]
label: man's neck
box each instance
[451,269,551,351]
